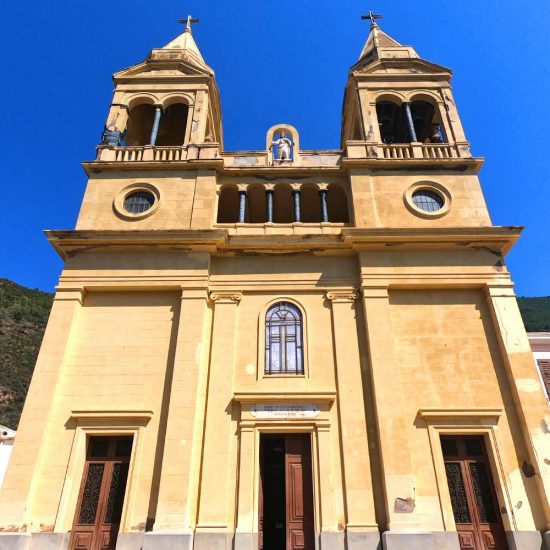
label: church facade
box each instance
[1,16,549,550]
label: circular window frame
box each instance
[114,183,161,220]
[404,182,452,219]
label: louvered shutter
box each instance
[538,360,550,395]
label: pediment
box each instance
[114,57,212,80]
[353,57,451,77]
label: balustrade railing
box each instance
[96,144,220,162]
[346,141,470,160]
[380,144,413,159]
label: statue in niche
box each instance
[270,130,293,161]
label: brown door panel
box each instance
[69,437,132,550]
[259,434,315,550]
[442,436,508,550]
[285,435,315,550]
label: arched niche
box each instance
[217,185,240,223]
[273,183,293,223]
[266,124,300,164]
[327,184,349,223]
[300,184,321,223]
[247,184,267,223]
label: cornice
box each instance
[46,229,227,259]
[82,159,224,175]
[82,157,483,176]
[45,226,522,260]
[342,226,522,255]
[342,156,484,174]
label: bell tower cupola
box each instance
[342,14,471,160]
[98,16,222,158]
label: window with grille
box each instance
[123,191,155,214]
[412,189,444,212]
[265,302,304,375]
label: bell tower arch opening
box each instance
[156,102,189,146]
[125,103,156,146]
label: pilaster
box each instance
[325,290,378,538]
[360,282,416,531]
[190,170,217,230]
[316,423,337,533]
[0,287,85,529]
[234,426,257,550]
[194,292,242,550]
[189,90,208,144]
[485,283,550,528]
[153,287,212,533]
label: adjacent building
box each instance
[1,16,549,550]
[0,425,16,490]
[529,333,550,401]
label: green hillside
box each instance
[0,278,548,430]
[517,296,550,332]
[0,279,53,429]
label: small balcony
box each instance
[345,141,472,161]
[95,143,221,163]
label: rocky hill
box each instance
[0,278,549,430]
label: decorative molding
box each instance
[70,410,153,424]
[53,287,87,304]
[419,408,502,422]
[234,391,336,403]
[326,290,358,303]
[209,292,242,304]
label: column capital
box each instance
[326,290,358,303]
[485,282,516,298]
[209,292,242,304]
[53,286,86,304]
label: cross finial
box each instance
[361,11,383,27]
[179,15,200,32]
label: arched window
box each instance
[265,302,304,375]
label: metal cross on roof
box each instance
[179,15,200,31]
[361,11,383,26]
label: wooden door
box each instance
[259,434,315,550]
[442,436,508,550]
[69,436,133,550]
[285,435,315,550]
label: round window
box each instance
[404,182,452,219]
[411,189,445,212]
[123,191,155,214]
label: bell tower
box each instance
[342,14,469,158]
[98,16,222,157]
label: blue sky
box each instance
[1,1,549,295]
